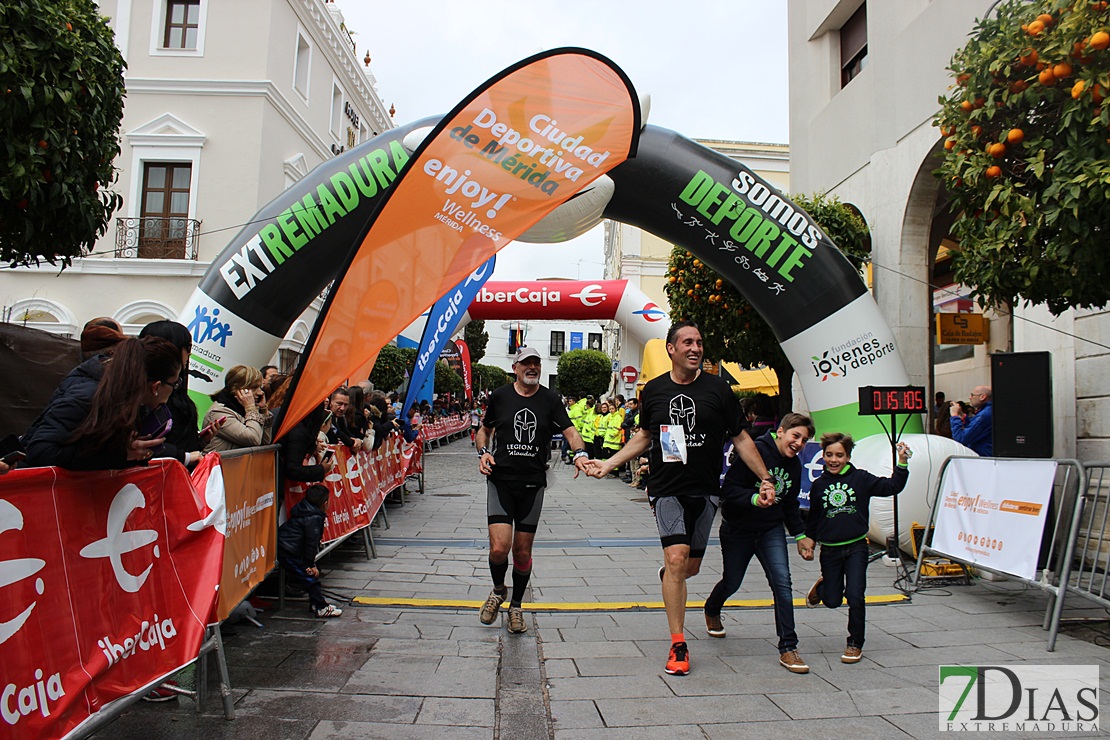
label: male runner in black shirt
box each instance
[475,347,590,633]
[588,321,774,675]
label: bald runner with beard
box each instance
[587,320,774,676]
[475,346,589,635]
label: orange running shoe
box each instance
[665,641,690,675]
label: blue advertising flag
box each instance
[404,256,496,420]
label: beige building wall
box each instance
[0,0,391,364]
[787,0,1087,458]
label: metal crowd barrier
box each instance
[1046,461,1110,644]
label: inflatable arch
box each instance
[177,55,957,550]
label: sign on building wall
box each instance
[936,313,989,345]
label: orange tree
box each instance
[664,193,869,415]
[1,0,126,265]
[935,0,1110,313]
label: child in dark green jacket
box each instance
[804,432,910,664]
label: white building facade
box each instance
[0,0,391,371]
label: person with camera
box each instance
[950,386,993,456]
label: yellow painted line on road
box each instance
[352,593,908,611]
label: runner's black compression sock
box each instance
[510,566,532,608]
[489,558,509,590]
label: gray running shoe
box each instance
[507,607,528,633]
[479,589,506,625]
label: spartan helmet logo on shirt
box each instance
[514,408,538,444]
[669,394,696,430]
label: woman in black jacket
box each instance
[22,337,182,469]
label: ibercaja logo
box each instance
[939,665,1098,732]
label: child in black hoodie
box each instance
[705,413,815,674]
[278,484,343,618]
[804,433,910,664]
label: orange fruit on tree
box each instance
[1027,20,1045,35]
[988,142,1007,157]
[971,125,983,137]
[1039,68,1057,85]
[1091,31,1110,50]
[1094,83,1106,103]
[1037,13,1055,25]
[960,100,974,112]
[944,138,956,151]
[1007,128,1025,144]
[1018,48,1039,66]
[1073,79,1087,98]
[957,73,971,86]
[985,165,1002,179]
[1054,62,1073,79]
[973,97,986,108]
[1009,79,1030,93]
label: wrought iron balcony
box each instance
[115,217,201,259]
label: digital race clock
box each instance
[857,385,927,415]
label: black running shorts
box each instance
[487,479,546,533]
[650,495,718,558]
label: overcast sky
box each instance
[335,0,789,282]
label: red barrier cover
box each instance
[284,438,424,544]
[0,461,221,739]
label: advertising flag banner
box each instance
[277,48,640,438]
[0,461,221,739]
[190,452,278,622]
[455,338,473,400]
[404,256,494,418]
[931,457,1057,580]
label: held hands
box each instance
[570,454,589,479]
[797,537,815,561]
[584,458,613,479]
[757,478,776,507]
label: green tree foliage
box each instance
[664,192,870,414]
[473,362,511,391]
[934,0,1110,313]
[369,345,412,393]
[556,349,611,398]
[434,358,463,394]
[0,0,126,265]
[463,320,488,363]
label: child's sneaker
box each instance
[315,604,343,618]
[841,646,863,663]
[779,650,810,674]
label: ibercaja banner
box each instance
[276,48,641,438]
[0,461,221,739]
[283,438,421,544]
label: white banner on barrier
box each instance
[932,458,1057,580]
